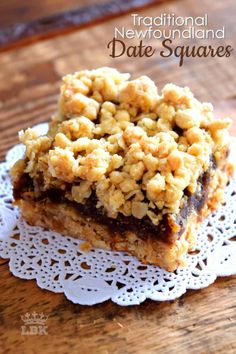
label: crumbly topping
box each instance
[15,67,231,223]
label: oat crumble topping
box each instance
[13,67,231,223]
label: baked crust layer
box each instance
[18,199,195,271]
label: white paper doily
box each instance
[0,123,236,306]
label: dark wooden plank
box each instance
[0,0,103,28]
[0,0,161,51]
[0,258,8,265]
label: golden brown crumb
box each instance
[13,67,232,223]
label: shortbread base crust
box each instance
[19,198,196,271]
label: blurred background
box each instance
[0,0,235,153]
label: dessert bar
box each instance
[12,68,233,271]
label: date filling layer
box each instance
[14,158,215,244]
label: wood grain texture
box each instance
[0,0,236,353]
[0,0,105,28]
[0,0,160,51]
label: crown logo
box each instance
[21,312,48,326]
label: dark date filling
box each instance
[13,157,216,244]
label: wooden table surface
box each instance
[0,0,236,353]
